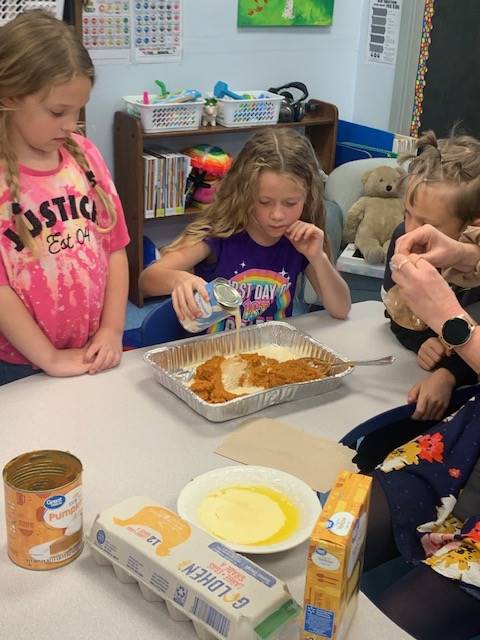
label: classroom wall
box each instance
[353,0,397,130]
[86,0,397,171]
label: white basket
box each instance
[123,95,205,133]
[215,90,284,128]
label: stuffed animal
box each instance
[202,98,218,127]
[343,165,405,264]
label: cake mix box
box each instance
[88,496,300,640]
[302,472,372,640]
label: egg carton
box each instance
[90,546,226,639]
[89,496,301,640]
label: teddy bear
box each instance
[343,165,405,264]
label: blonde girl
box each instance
[140,128,350,330]
[356,131,480,473]
[0,10,129,386]
[384,131,480,421]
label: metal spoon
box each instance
[328,355,396,369]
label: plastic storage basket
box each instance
[123,95,205,133]
[215,90,284,128]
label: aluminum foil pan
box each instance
[143,321,353,422]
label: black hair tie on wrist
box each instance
[85,170,97,187]
[11,202,22,215]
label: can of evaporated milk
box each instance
[180,277,242,333]
[3,450,83,570]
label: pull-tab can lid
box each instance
[212,278,242,308]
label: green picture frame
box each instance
[238,0,334,27]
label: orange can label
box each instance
[3,450,83,570]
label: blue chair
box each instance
[123,298,190,349]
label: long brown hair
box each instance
[0,9,116,251]
[165,127,330,257]
[399,130,480,227]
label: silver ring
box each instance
[391,256,410,272]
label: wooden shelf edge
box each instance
[144,210,200,221]
[116,112,336,140]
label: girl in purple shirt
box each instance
[140,128,350,329]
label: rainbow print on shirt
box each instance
[208,268,292,332]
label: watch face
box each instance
[442,317,471,346]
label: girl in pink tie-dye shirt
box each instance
[0,11,129,385]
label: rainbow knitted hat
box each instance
[182,144,233,178]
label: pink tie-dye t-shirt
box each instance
[0,134,130,365]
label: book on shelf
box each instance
[142,152,157,219]
[143,146,192,219]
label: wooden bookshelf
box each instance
[114,100,338,306]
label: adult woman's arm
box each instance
[390,255,480,374]
[395,224,480,273]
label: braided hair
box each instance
[0,10,116,251]
[399,130,480,226]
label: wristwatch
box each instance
[439,315,477,349]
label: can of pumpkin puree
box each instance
[3,450,83,570]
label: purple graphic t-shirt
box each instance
[194,231,308,332]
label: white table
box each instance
[0,301,417,640]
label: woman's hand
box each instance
[285,221,325,262]
[395,224,466,269]
[390,254,463,334]
[171,273,209,323]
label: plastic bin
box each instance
[335,120,394,166]
[335,120,417,167]
[215,90,284,128]
[123,95,205,133]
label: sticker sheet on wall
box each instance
[82,0,131,62]
[133,0,182,63]
[0,0,62,26]
[82,0,182,64]
[237,0,334,27]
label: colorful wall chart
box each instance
[82,0,182,63]
[237,0,334,27]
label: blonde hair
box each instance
[0,10,116,251]
[400,130,480,226]
[165,127,330,258]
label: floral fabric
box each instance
[375,394,480,598]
